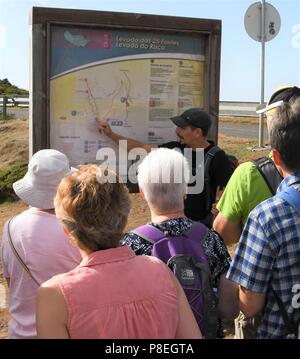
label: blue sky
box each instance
[0,0,299,101]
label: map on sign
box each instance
[50,26,206,167]
[76,70,134,126]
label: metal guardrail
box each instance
[1,96,261,119]
[0,95,29,119]
[219,101,260,117]
[0,95,29,107]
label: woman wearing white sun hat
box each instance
[0,149,81,339]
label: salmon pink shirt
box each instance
[55,246,179,338]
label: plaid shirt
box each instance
[227,173,300,339]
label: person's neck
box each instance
[282,168,292,178]
[79,248,93,259]
[34,207,55,214]
[150,209,186,224]
[190,138,211,150]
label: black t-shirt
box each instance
[159,141,232,221]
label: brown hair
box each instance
[54,164,131,251]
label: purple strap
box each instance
[131,221,208,244]
[131,224,166,243]
[184,221,208,245]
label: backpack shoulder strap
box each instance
[252,157,283,195]
[204,146,222,212]
[204,146,222,168]
[274,186,300,337]
[184,221,209,245]
[131,221,209,245]
[130,224,167,244]
[271,287,298,338]
[276,186,300,214]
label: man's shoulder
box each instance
[248,194,286,225]
[231,161,257,176]
[205,145,231,164]
[217,161,268,211]
[159,141,185,151]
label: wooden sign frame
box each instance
[30,6,221,160]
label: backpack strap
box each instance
[130,224,167,244]
[271,287,298,338]
[276,186,300,214]
[204,146,222,212]
[184,221,209,245]
[252,157,283,195]
[131,221,208,245]
[273,186,300,337]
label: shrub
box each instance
[0,162,27,202]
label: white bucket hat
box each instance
[13,149,71,209]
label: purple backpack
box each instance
[131,221,219,338]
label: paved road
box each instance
[7,108,29,119]
[219,122,268,139]
[6,108,268,139]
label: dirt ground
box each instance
[0,119,28,170]
[0,117,269,339]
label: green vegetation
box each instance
[0,162,28,202]
[0,112,15,121]
[218,134,269,163]
[0,78,29,95]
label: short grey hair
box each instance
[137,148,189,213]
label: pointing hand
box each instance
[97,119,113,137]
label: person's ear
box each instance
[272,149,285,177]
[63,227,69,237]
[272,148,281,167]
[64,227,77,247]
[196,127,203,138]
[139,187,145,198]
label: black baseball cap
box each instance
[170,108,212,130]
[256,86,300,114]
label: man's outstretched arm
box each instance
[98,122,155,153]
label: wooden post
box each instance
[3,96,7,120]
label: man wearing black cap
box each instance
[99,108,232,226]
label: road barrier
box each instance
[1,96,262,120]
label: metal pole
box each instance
[259,0,266,147]
[3,96,7,120]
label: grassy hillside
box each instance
[0,78,29,95]
[0,119,28,170]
